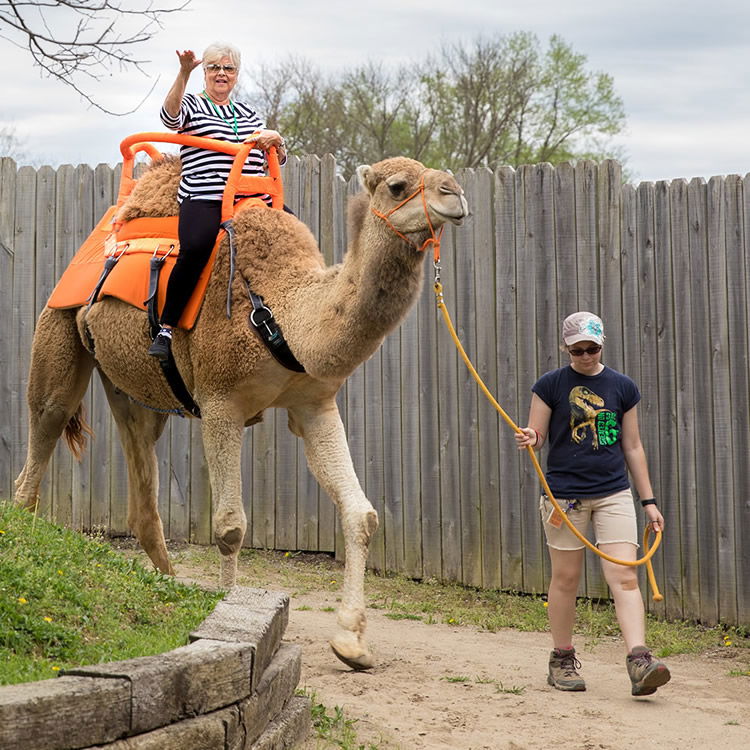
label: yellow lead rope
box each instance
[434,282,663,601]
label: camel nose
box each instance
[439,183,470,218]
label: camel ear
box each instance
[356,164,378,195]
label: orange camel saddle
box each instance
[46,132,284,330]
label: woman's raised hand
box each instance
[176,49,202,75]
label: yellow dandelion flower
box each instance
[284,551,291,558]
[51,666,60,672]
[543,602,549,608]
[0,529,6,534]
[18,597,28,605]
[57,570,63,575]
[43,616,53,623]
[330,580,336,584]
[448,617,455,623]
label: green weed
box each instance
[301,688,381,750]
[0,502,222,685]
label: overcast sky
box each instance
[1,0,748,184]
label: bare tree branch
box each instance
[0,0,189,114]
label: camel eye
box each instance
[386,179,407,198]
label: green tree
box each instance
[510,34,625,166]
[248,32,626,177]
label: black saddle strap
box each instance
[220,218,236,318]
[86,253,121,310]
[144,254,168,339]
[157,352,202,418]
[219,217,304,372]
[245,281,305,373]
[83,250,125,353]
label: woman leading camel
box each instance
[515,312,671,697]
[148,41,287,360]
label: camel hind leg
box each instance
[14,307,95,510]
[99,374,173,574]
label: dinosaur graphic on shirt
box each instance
[568,386,618,449]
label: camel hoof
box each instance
[329,639,375,671]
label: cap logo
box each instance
[579,318,603,339]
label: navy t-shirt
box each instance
[532,365,641,499]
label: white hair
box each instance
[202,41,241,69]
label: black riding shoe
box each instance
[148,330,172,361]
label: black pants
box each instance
[160,198,222,328]
[160,197,296,328]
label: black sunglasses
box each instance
[568,344,602,356]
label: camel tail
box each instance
[64,404,94,461]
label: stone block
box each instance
[190,588,289,690]
[67,639,253,734]
[97,706,238,749]
[240,644,302,746]
[249,695,311,750]
[0,675,130,750]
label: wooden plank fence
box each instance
[1,153,749,627]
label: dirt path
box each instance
[171,554,750,750]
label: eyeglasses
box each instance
[205,64,238,75]
[568,345,602,357]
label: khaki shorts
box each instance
[539,489,638,551]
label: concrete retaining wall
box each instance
[0,588,310,750]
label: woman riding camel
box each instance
[148,41,287,360]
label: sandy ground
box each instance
[169,551,750,750]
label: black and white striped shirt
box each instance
[160,93,270,203]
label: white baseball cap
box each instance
[562,311,604,346]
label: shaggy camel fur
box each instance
[15,155,469,669]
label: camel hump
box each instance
[116,155,182,224]
[231,203,327,274]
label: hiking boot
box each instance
[148,329,172,361]
[627,646,671,696]
[548,647,586,691]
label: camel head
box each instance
[356,157,469,238]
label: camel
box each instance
[14,152,469,670]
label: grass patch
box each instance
[383,612,422,621]
[495,681,525,695]
[440,674,526,695]
[0,502,223,686]
[302,688,380,750]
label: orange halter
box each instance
[370,175,444,264]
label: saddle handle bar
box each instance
[116,132,284,223]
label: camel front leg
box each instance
[289,401,379,670]
[100,375,173,575]
[201,403,246,588]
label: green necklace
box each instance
[202,90,239,142]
